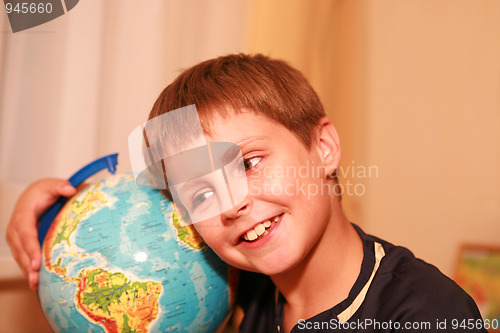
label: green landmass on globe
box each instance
[171,209,207,251]
[76,268,162,332]
[38,174,237,333]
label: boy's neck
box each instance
[270,199,363,331]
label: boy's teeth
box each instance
[247,230,258,241]
[254,224,266,236]
[243,215,281,242]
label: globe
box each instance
[38,174,238,333]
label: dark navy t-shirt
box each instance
[236,225,486,333]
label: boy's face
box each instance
[178,110,339,276]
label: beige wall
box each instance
[362,0,500,275]
[247,0,500,277]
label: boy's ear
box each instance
[315,117,341,175]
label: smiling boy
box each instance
[140,54,486,332]
[7,54,487,332]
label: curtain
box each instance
[0,0,250,225]
[0,0,250,280]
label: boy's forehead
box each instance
[164,134,205,155]
[202,108,281,142]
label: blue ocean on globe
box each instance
[38,174,237,333]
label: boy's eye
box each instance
[192,190,214,209]
[243,156,262,171]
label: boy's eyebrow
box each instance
[176,178,203,196]
[217,136,269,167]
[234,136,270,151]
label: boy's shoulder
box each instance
[352,225,485,331]
[362,226,466,301]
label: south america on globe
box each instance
[38,174,238,333]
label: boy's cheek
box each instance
[248,178,263,197]
[193,219,233,247]
[248,172,288,195]
[249,176,313,200]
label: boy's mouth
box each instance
[240,214,283,243]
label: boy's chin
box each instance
[239,258,301,277]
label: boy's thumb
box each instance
[30,179,76,215]
[58,182,77,196]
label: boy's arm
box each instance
[6,179,76,290]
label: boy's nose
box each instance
[220,196,252,222]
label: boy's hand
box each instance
[6,179,76,290]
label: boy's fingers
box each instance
[20,252,32,277]
[7,224,40,290]
[7,214,40,275]
[6,178,73,288]
[6,227,31,276]
[22,226,41,270]
[58,183,77,197]
[11,240,31,277]
[31,254,41,271]
[29,271,39,290]
[5,224,22,268]
[29,179,76,215]
[11,179,75,224]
